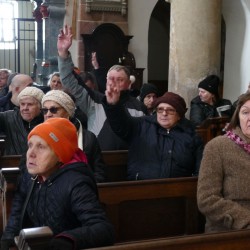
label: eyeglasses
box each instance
[41,107,62,115]
[156,107,176,115]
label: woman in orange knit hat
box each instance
[1,118,114,250]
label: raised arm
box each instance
[57,24,73,58]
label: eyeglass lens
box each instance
[41,107,60,114]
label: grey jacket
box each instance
[58,54,146,150]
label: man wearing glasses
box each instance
[103,88,204,180]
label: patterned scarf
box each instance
[226,130,250,154]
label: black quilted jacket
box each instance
[0,107,43,155]
[2,162,114,249]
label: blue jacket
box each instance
[103,99,204,180]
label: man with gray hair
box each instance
[0,74,33,112]
[0,86,44,155]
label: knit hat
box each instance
[198,75,220,96]
[28,117,78,163]
[17,86,44,104]
[153,92,187,117]
[42,90,75,117]
[140,83,159,102]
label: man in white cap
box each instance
[0,86,44,155]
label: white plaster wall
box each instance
[222,0,250,102]
[128,0,158,81]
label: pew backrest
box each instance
[85,229,250,250]
[101,150,128,182]
[0,155,22,168]
[97,177,204,242]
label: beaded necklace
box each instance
[226,130,250,155]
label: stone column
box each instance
[168,0,222,113]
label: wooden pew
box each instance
[97,177,204,243]
[85,229,250,250]
[102,150,128,182]
[0,169,204,243]
[0,167,20,235]
[199,117,231,138]
[0,155,22,168]
[195,127,212,145]
[0,138,5,156]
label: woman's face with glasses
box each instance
[156,103,180,129]
[42,100,69,121]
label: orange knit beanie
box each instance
[28,118,78,163]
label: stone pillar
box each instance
[168,0,222,113]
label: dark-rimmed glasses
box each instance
[41,107,62,115]
[156,107,176,115]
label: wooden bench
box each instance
[85,229,250,250]
[199,117,231,138]
[0,155,22,168]
[97,177,204,242]
[0,169,204,243]
[0,138,5,156]
[195,127,212,144]
[102,150,128,182]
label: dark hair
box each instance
[227,92,250,130]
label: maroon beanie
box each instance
[153,92,187,117]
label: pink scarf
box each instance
[226,130,250,154]
[60,148,88,168]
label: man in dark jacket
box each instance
[57,25,146,150]
[103,85,204,180]
[0,86,44,155]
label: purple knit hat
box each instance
[153,92,187,117]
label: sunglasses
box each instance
[41,107,62,115]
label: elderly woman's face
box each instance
[42,100,69,121]
[239,100,250,138]
[156,103,181,129]
[19,96,41,122]
[198,88,214,104]
[50,75,62,90]
[27,135,59,180]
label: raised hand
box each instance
[105,79,121,105]
[57,25,73,58]
[91,52,99,70]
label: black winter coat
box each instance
[103,99,204,180]
[2,162,114,249]
[190,96,233,126]
[71,117,106,182]
[0,108,43,155]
